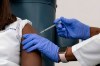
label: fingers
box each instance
[23,39,38,50]
[61,17,73,25]
[54,17,61,24]
[56,24,63,30]
[54,17,72,31]
[22,34,44,52]
[57,27,67,38]
[26,45,38,52]
[54,17,73,25]
[22,36,34,45]
[57,28,66,32]
[59,17,73,25]
[22,34,39,45]
[23,34,30,39]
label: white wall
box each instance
[55,0,100,66]
[56,0,100,27]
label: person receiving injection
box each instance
[22,17,100,66]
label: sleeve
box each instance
[18,19,32,38]
[72,33,100,66]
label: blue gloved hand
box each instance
[54,17,90,40]
[22,34,60,62]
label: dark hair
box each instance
[0,0,17,30]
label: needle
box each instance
[40,24,56,34]
[40,21,61,34]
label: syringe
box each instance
[40,21,61,34]
[40,24,56,34]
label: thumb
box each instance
[61,17,72,25]
[26,45,38,52]
[23,34,30,39]
[54,17,61,24]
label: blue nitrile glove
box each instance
[54,17,90,40]
[22,34,60,62]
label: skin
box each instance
[20,24,42,66]
[90,27,100,37]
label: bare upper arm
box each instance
[20,23,42,66]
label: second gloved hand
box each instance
[54,17,90,40]
[22,34,60,62]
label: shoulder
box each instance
[16,17,37,35]
[17,17,32,26]
[22,23,36,34]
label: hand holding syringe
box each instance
[40,21,63,48]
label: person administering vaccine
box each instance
[22,17,100,66]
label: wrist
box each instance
[82,25,90,40]
[90,27,100,37]
[65,47,77,61]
